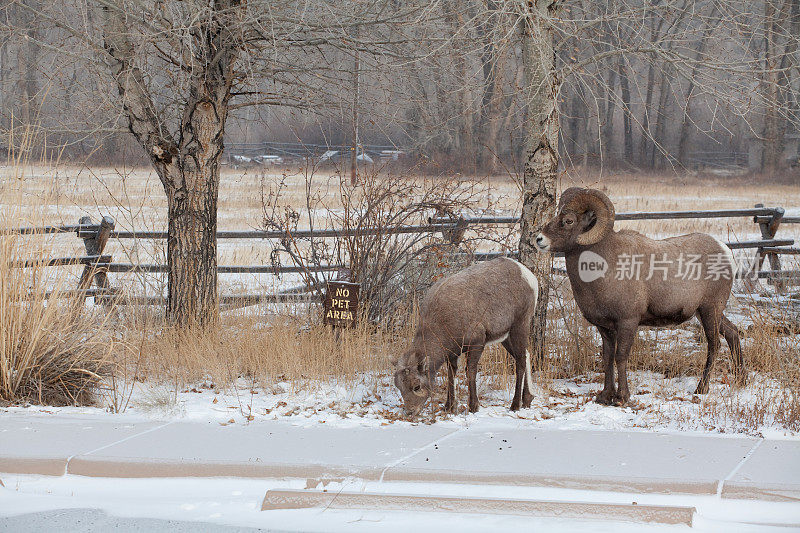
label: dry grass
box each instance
[2,159,799,432]
[4,163,799,255]
[0,213,117,406]
[128,311,405,391]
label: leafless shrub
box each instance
[262,167,482,321]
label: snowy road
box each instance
[2,474,799,532]
[1,416,799,531]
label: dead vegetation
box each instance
[0,219,117,406]
[1,163,799,433]
[261,167,483,321]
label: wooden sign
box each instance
[323,281,360,327]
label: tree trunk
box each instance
[518,0,559,365]
[164,163,220,326]
[475,0,501,171]
[16,0,40,127]
[618,61,633,163]
[773,0,798,170]
[350,27,360,186]
[652,66,673,169]
[157,95,227,326]
[762,0,785,171]
[639,61,656,168]
[676,80,696,169]
[785,0,800,136]
[101,1,236,327]
[601,67,617,161]
[483,65,506,172]
[0,26,8,131]
[443,0,475,168]
[568,87,581,159]
[678,20,714,167]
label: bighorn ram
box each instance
[394,257,539,415]
[535,188,744,405]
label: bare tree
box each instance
[762,0,798,171]
[677,15,717,167]
[97,2,240,326]
[517,0,559,365]
[4,0,799,172]
[2,0,798,339]
[10,0,431,326]
[618,59,633,163]
[349,24,360,186]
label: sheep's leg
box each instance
[696,308,721,394]
[503,328,532,410]
[424,355,441,416]
[465,344,484,413]
[521,349,534,409]
[595,326,617,405]
[444,353,459,413]
[721,314,746,387]
[510,350,526,412]
[612,322,637,405]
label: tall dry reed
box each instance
[0,213,116,406]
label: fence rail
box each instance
[105,263,343,274]
[429,207,784,225]
[5,204,799,309]
[8,254,112,269]
[225,141,405,159]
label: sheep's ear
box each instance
[389,354,401,368]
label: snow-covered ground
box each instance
[4,368,796,440]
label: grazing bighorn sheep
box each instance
[535,187,744,405]
[393,257,539,415]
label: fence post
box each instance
[445,216,468,245]
[432,210,468,245]
[749,204,785,293]
[77,216,115,304]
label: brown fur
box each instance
[536,188,745,405]
[394,257,539,415]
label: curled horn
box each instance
[562,188,615,246]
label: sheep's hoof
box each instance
[733,371,748,388]
[510,402,520,412]
[468,401,480,413]
[694,382,709,395]
[595,389,616,405]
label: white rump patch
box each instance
[507,258,539,305]
[711,236,738,277]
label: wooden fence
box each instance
[4,205,798,310]
[430,205,800,290]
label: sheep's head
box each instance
[393,350,430,416]
[535,188,615,252]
